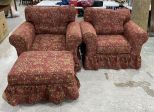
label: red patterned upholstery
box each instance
[4,51,80,106]
[25,6,76,34]
[124,20,148,55]
[9,6,82,71]
[84,8,130,35]
[97,35,131,54]
[31,34,66,51]
[81,8,148,70]
[9,22,35,55]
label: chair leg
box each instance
[10,8,13,18]
[14,0,18,11]
[4,10,9,17]
[19,0,21,5]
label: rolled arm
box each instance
[124,20,148,55]
[66,22,82,50]
[9,22,35,56]
[80,21,97,54]
[66,22,82,71]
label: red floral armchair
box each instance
[80,8,148,70]
[9,6,82,71]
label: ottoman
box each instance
[4,51,80,106]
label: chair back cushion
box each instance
[84,8,130,35]
[25,6,76,34]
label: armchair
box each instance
[9,6,82,71]
[80,8,148,70]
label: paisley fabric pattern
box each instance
[9,7,82,71]
[31,34,66,51]
[4,51,80,106]
[5,82,80,106]
[84,8,130,35]
[84,54,141,70]
[66,22,82,71]
[97,35,131,54]
[81,8,148,70]
[80,21,97,55]
[9,22,35,55]
[25,6,76,34]
[124,20,148,55]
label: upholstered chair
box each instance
[9,6,82,71]
[80,8,148,70]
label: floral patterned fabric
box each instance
[5,82,80,106]
[97,35,131,54]
[9,22,35,55]
[124,20,148,55]
[84,8,130,35]
[9,6,82,71]
[25,6,76,34]
[31,34,66,51]
[84,54,141,70]
[66,22,82,71]
[81,8,148,70]
[4,51,80,106]
[80,21,97,56]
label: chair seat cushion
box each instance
[31,34,66,51]
[97,35,131,54]
[8,51,75,85]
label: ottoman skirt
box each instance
[5,80,80,106]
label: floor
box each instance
[0,3,154,112]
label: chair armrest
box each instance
[80,21,97,55]
[66,22,82,50]
[9,22,35,55]
[124,20,148,55]
[80,21,97,36]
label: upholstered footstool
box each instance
[4,51,80,106]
